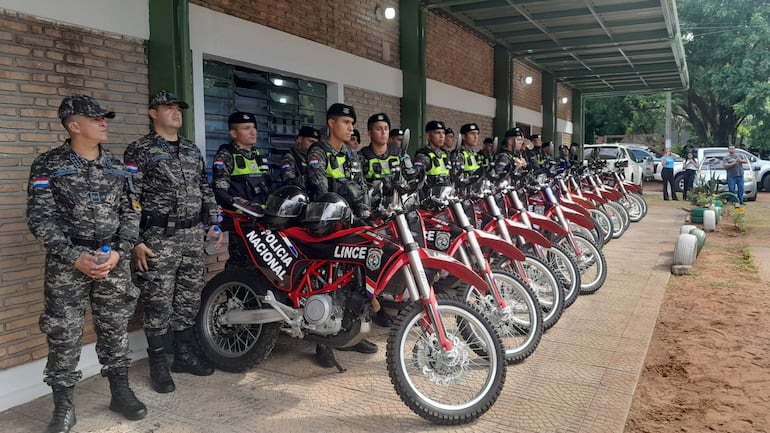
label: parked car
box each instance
[625,147,656,181]
[582,144,645,185]
[689,148,757,201]
[672,147,762,199]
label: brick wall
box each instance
[426,12,494,97]
[0,9,148,370]
[424,105,494,145]
[513,59,541,113]
[191,0,400,68]
[343,86,402,132]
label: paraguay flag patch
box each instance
[308,157,320,168]
[213,159,225,169]
[125,163,139,173]
[33,177,49,188]
[281,162,292,171]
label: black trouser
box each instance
[661,167,677,200]
[682,169,695,200]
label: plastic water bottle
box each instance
[205,225,221,255]
[94,245,111,265]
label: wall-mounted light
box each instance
[279,97,287,104]
[273,78,283,86]
[520,75,533,85]
[560,96,569,104]
[375,5,396,21]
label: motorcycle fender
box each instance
[525,211,569,237]
[561,207,595,229]
[581,190,607,204]
[418,248,488,289]
[502,220,552,248]
[602,188,623,201]
[569,195,596,210]
[624,182,642,194]
[472,229,526,261]
[560,199,591,217]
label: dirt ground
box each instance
[624,185,770,432]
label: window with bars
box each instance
[202,59,327,183]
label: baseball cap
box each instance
[58,95,115,123]
[425,120,445,132]
[389,128,404,138]
[327,103,356,124]
[367,113,391,129]
[227,111,257,127]
[460,123,479,134]
[149,90,189,109]
[298,126,320,139]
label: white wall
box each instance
[0,0,149,39]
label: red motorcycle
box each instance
[194,185,506,425]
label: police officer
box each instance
[306,103,376,366]
[347,128,362,152]
[450,122,484,196]
[414,120,452,197]
[527,134,545,168]
[28,95,147,433]
[280,126,320,187]
[124,90,221,394]
[442,127,456,152]
[388,128,404,150]
[491,127,528,183]
[212,111,270,270]
[358,113,401,214]
[478,137,495,170]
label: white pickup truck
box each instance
[672,147,768,200]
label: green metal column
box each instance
[148,0,194,139]
[399,0,426,153]
[493,46,512,140]
[541,72,556,141]
[571,89,583,146]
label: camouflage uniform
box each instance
[280,147,309,188]
[124,132,219,337]
[27,108,139,387]
[212,138,269,269]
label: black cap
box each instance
[542,140,552,147]
[504,127,524,138]
[58,95,115,123]
[460,123,479,134]
[445,127,454,135]
[227,111,257,127]
[351,129,361,142]
[298,126,320,139]
[389,128,404,138]
[483,137,494,145]
[425,120,445,132]
[148,90,189,109]
[529,134,541,140]
[367,112,391,129]
[327,103,356,124]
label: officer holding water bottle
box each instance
[27,95,147,433]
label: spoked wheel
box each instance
[518,256,563,330]
[534,244,581,308]
[554,233,607,294]
[387,295,506,425]
[460,270,543,363]
[195,271,281,372]
[602,202,627,239]
[619,195,643,222]
[589,208,613,246]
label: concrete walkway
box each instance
[0,203,684,433]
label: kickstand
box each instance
[331,353,347,373]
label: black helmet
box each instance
[263,185,308,229]
[304,193,353,237]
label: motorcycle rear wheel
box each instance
[387,295,506,425]
[195,270,281,372]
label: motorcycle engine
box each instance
[303,294,343,335]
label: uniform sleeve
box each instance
[114,158,140,256]
[198,154,220,226]
[306,144,329,200]
[123,141,148,244]
[26,155,81,264]
[212,147,237,209]
[349,151,370,216]
[413,150,433,172]
[280,152,300,186]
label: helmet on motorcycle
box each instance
[304,192,353,237]
[263,185,309,229]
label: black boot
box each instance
[106,368,148,421]
[170,328,214,376]
[146,334,175,393]
[44,386,76,433]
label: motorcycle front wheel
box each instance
[387,295,506,425]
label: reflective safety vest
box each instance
[461,149,481,172]
[424,150,450,176]
[325,151,350,179]
[362,151,401,179]
[231,152,267,177]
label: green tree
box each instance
[584,94,666,143]
[677,0,770,149]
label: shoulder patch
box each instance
[126,163,139,173]
[308,157,320,167]
[213,159,225,169]
[33,177,49,188]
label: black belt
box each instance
[140,213,200,235]
[70,236,119,250]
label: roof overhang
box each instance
[425,0,689,98]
